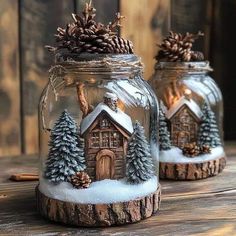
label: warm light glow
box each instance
[184,89,192,96]
[118,99,125,111]
[89,78,96,83]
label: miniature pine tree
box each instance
[44,110,86,184]
[126,121,155,184]
[198,103,222,148]
[159,107,171,150]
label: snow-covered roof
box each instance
[80,103,134,135]
[104,92,118,100]
[166,96,202,120]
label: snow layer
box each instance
[80,103,133,135]
[166,96,202,120]
[160,146,225,163]
[39,176,158,204]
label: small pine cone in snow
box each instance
[191,51,205,61]
[71,171,91,189]
[182,142,200,157]
[200,144,211,154]
[156,31,204,62]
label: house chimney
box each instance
[104,92,118,112]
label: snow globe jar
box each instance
[37,3,160,227]
[150,31,226,180]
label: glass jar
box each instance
[37,53,160,226]
[150,61,226,180]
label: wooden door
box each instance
[96,149,115,180]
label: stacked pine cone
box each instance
[46,2,133,54]
[156,31,204,62]
[71,171,91,189]
[182,142,200,157]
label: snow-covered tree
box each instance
[198,103,222,148]
[159,107,171,150]
[44,110,86,184]
[126,121,154,184]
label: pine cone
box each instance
[200,144,211,154]
[191,51,205,61]
[182,142,200,157]
[71,171,91,189]
[46,3,133,54]
[156,31,204,62]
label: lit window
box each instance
[110,132,121,148]
[100,119,110,129]
[101,132,109,147]
[91,132,100,148]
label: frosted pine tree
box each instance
[159,107,171,150]
[126,121,154,184]
[198,103,222,148]
[44,110,86,184]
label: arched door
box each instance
[96,149,115,180]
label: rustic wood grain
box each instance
[209,0,236,140]
[36,186,161,227]
[170,0,209,55]
[160,156,226,180]
[75,0,118,25]
[20,0,74,154]
[120,0,170,80]
[0,143,235,235]
[0,0,21,156]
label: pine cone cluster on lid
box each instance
[46,1,133,54]
[182,142,200,157]
[71,171,91,189]
[156,31,204,62]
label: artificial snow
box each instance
[80,103,133,135]
[39,176,158,204]
[166,96,202,120]
[160,146,225,163]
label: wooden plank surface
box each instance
[0,143,235,235]
[120,0,170,80]
[20,0,74,154]
[0,1,21,156]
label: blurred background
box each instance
[0,0,235,157]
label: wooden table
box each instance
[0,143,236,236]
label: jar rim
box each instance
[54,53,143,75]
[155,61,213,72]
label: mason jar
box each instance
[150,61,226,180]
[37,53,160,226]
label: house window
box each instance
[101,132,109,147]
[91,132,100,148]
[100,119,110,129]
[110,132,121,148]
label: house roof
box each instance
[80,103,134,135]
[166,96,202,120]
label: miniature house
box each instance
[166,96,202,148]
[80,93,133,181]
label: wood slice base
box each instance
[160,156,227,180]
[36,185,161,227]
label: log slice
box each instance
[160,156,227,180]
[36,184,161,227]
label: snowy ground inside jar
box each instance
[39,176,158,204]
[160,146,225,163]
